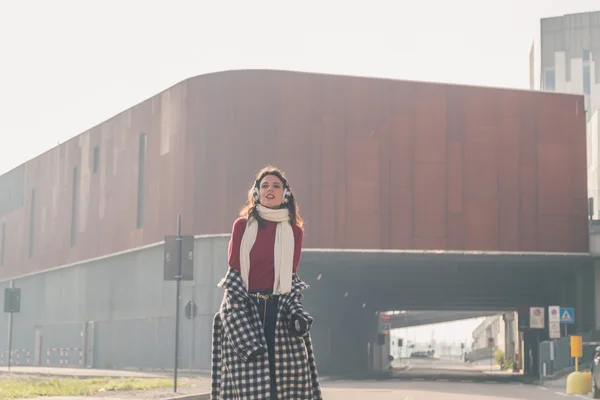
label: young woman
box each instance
[210,166,322,400]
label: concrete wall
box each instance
[0,234,229,371]
[0,232,381,375]
[471,313,518,357]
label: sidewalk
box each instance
[467,360,519,375]
[0,365,168,378]
[19,396,209,400]
[540,375,568,389]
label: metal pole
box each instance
[173,214,182,393]
[7,280,13,372]
[189,280,196,378]
[538,342,543,386]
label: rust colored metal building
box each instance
[0,70,589,279]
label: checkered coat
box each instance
[211,268,322,399]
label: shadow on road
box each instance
[322,358,550,399]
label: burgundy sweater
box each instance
[227,217,304,292]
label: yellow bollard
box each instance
[565,337,589,394]
[566,371,590,394]
[583,370,592,393]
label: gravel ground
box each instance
[91,377,210,399]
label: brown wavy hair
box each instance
[239,165,304,229]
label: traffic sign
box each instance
[559,307,575,325]
[380,314,391,334]
[549,321,561,339]
[548,306,560,323]
[530,307,545,329]
[164,235,195,281]
[185,301,197,320]
[4,288,20,313]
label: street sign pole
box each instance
[6,281,13,372]
[163,217,194,393]
[173,214,182,393]
[189,279,196,378]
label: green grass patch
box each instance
[0,376,174,399]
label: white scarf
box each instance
[240,204,294,294]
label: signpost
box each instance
[488,338,495,372]
[4,284,20,372]
[163,214,194,393]
[548,306,560,339]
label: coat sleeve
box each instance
[210,312,222,399]
[220,289,267,361]
[286,294,314,338]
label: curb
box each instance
[164,394,210,400]
[0,370,163,379]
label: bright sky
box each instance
[396,316,488,348]
[1,0,598,340]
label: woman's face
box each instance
[258,174,284,208]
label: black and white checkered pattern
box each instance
[211,268,323,399]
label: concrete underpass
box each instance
[2,235,598,384]
[299,249,596,378]
[389,310,496,329]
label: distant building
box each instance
[588,109,600,219]
[531,10,600,217]
[534,10,600,119]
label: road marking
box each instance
[538,387,549,391]
[553,392,569,397]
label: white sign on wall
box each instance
[549,306,561,338]
[530,307,545,329]
[549,306,560,323]
[549,321,561,339]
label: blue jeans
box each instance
[249,290,279,399]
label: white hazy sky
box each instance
[396,316,489,347]
[1,0,598,340]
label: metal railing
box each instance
[539,332,596,379]
[464,347,494,363]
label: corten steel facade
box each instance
[0,70,589,279]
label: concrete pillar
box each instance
[503,312,515,363]
[576,267,585,333]
[371,330,391,372]
[307,303,373,375]
[522,329,541,378]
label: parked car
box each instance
[591,346,600,398]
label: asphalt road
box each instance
[320,358,589,399]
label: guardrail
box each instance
[0,349,31,366]
[46,347,83,367]
[465,347,494,363]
